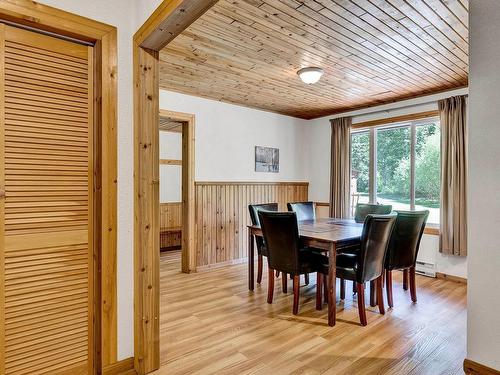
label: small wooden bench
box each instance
[160,226,182,251]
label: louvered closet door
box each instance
[0,24,94,375]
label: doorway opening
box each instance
[158,110,195,274]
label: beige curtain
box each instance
[329,117,352,218]
[439,95,467,256]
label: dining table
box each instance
[247,217,363,326]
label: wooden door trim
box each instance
[159,109,196,273]
[134,2,215,373]
[0,1,117,372]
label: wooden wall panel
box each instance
[160,202,182,250]
[159,202,182,230]
[194,182,308,269]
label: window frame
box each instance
[350,116,441,232]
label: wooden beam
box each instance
[134,46,160,375]
[181,115,196,273]
[352,111,439,130]
[134,0,219,50]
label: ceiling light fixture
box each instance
[297,67,324,84]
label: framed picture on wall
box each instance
[255,146,279,173]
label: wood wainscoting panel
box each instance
[160,202,182,229]
[194,181,308,269]
[160,202,182,250]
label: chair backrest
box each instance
[354,203,393,223]
[357,214,396,283]
[258,211,301,275]
[385,210,429,270]
[287,201,316,221]
[248,203,278,250]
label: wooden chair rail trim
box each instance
[464,359,500,375]
[160,159,182,165]
[195,181,309,186]
[351,110,439,130]
[315,202,330,207]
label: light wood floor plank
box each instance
[156,250,466,374]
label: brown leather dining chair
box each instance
[258,211,327,315]
[322,214,396,326]
[287,201,316,221]
[343,203,393,301]
[248,203,278,284]
[384,210,429,307]
[287,201,317,285]
[354,203,393,223]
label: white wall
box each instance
[302,88,469,279]
[160,132,182,202]
[37,0,137,359]
[467,1,500,370]
[159,90,308,182]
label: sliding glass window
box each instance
[350,118,440,224]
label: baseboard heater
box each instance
[415,260,436,278]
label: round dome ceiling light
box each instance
[297,67,324,84]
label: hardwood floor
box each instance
[155,250,466,375]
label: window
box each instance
[350,119,440,224]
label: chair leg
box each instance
[276,270,280,278]
[316,272,323,310]
[403,269,409,290]
[257,254,263,284]
[282,272,287,293]
[304,273,310,285]
[356,282,367,326]
[370,280,377,307]
[386,270,394,308]
[353,281,357,295]
[376,276,385,315]
[293,275,300,315]
[323,274,328,303]
[340,278,346,300]
[267,268,274,304]
[409,266,417,303]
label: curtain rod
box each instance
[334,93,469,120]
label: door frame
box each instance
[133,1,216,373]
[0,1,117,373]
[159,109,196,273]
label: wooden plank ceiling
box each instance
[159,0,469,119]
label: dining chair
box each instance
[258,211,327,315]
[340,203,392,301]
[287,201,316,221]
[327,214,396,326]
[354,203,393,223]
[248,203,278,284]
[384,210,429,307]
[287,201,317,285]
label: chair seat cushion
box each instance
[335,253,358,281]
[337,243,360,254]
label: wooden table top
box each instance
[249,218,363,244]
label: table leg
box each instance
[248,230,255,291]
[327,242,337,326]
